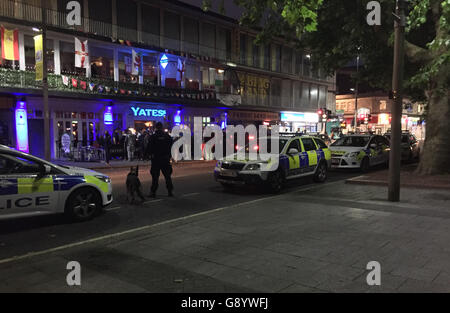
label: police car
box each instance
[0,145,113,221]
[329,135,390,172]
[214,135,332,192]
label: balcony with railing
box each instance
[0,0,233,63]
[0,67,218,103]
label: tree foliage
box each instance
[203,0,450,174]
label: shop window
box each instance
[90,46,114,80]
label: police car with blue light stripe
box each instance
[0,145,113,221]
[329,135,390,172]
[214,135,332,192]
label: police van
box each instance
[0,145,113,221]
[214,135,332,192]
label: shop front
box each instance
[280,111,319,133]
[227,110,280,127]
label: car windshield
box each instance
[239,138,288,154]
[331,136,370,147]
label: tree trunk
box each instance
[416,89,450,175]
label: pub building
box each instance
[0,0,336,160]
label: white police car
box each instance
[329,135,390,172]
[214,135,332,192]
[0,145,113,221]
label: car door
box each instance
[0,152,58,217]
[286,138,302,177]
[378,136,390,164]
[300,138,319,174]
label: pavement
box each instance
[1,177,450,293]
[53,159,217,170]
[346,164,450,190]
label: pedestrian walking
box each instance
[147,122,174,197]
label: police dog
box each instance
[126,166,146,204]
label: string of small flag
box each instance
[60,74,216,100]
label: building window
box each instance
[164,11,180,40]
[141,4,160,46]
[271,78,281,107]
[271,44,281,72]
[216,27,231,61]
[200,22,215,57]
[295,52,302,75]
[282,46,292,74]
[143,54,158,86]
[24,35,54,73]
[90,46,114,80]
[118,51,135,83]
[303,54,311,77]
[252,42,260,68]
[263,44,270,70]
[239,34,246,65]
[60,41,85,76]
[117,0,137,30]
[183,17,199,54]
[185,62,200,90]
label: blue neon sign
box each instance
[104,106,113,125]
[160,54,169,69]
[15,101,29,153]
[131,107,167,118]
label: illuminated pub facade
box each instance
[0,0,336,159]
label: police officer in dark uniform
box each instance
[148,122,174,197]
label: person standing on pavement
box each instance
[104,130,112,164]
[148,122,174,197]
[125,129,136,162]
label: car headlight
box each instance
[95,175,111,183]
[345,152,359,158]
[245,163,261,171]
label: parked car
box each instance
[384,132,420,162]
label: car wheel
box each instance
[266,170,284,193]
[360,157,370,173]
[65,187,101,222]
[313,162,328,183]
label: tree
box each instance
[204,0,450,175]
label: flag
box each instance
[80,81,87,90]
[176,58,185,84]
[62,75,69,86]
[97,85,104,93]
[105,86,111,93]
[89,82,95,91]
[120,89,125,95]
[126,40,132,47]
[34,35,43,81]
[119,39,125,45]
[71,78,78,88]
[75,37,89,68]
[1,27,19,61]
[132,49,142,76]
